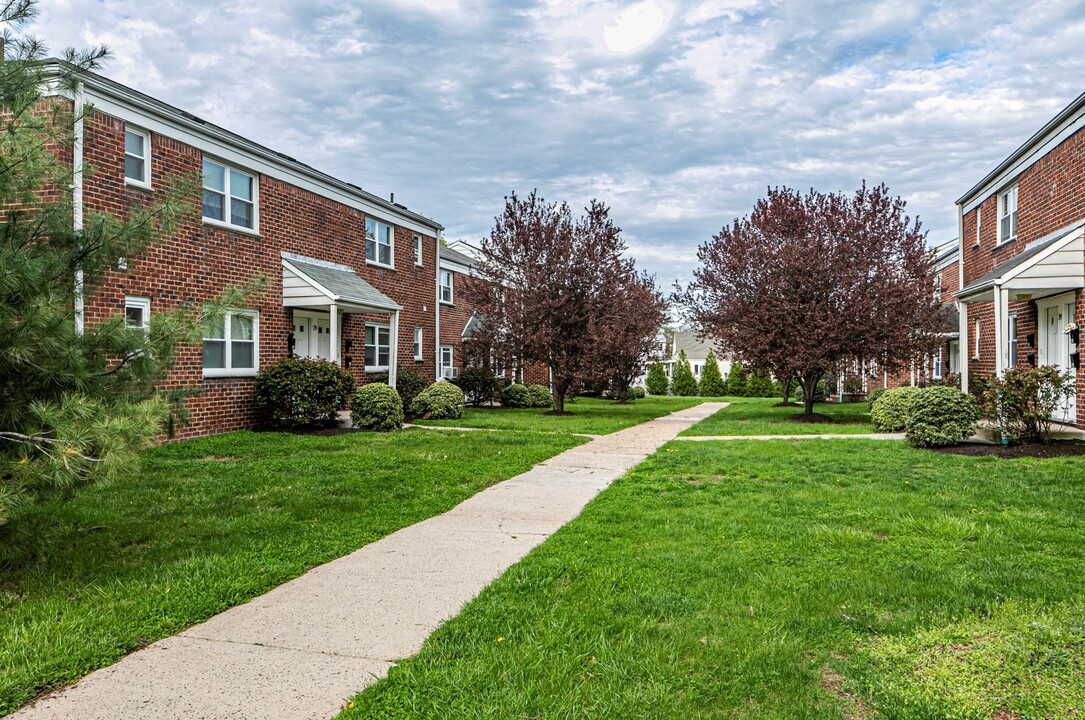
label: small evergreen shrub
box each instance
[795,378,828,405]
[905,386,980,448]
[455,366,497,407]
[866,386,889,411]
[350,383,404,432]
[746,369,776,398]
[527,384,553,408]
[501,383,531,408]
[984,365,1076,444]
[842,376,864,395]
[671,350,699,396]
[870,386,921,432]
[629,386,646,399]
[699,351,727,396]
[724,361,748,397]
[395,368,428,417]
[410,382,465,420]
[253,357,355,427]
[645,363,669,395]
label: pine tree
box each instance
[645,362,669,396]
[671,350,698,396]
[725,361,748,397]
[698,350,727,396]
[0,5,258,536]
[746,368,776,397]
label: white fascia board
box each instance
[63,76,442,238]
[1000,226,1083,284]
[439,258,477,277]
[282,259,336,303]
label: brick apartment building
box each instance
[53,62,464,438]
[956,90,1085,428]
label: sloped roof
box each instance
[282,254,402,310]
[956,220,1085,299]
[672,330,720,360]
[439,243,477,268]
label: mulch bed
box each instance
[934,440,1085,459]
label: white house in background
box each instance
[665,329,732,381]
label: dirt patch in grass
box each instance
[933,440,1085,459]
[820,668,873,720]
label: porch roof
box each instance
[281,252,403,313]
[956,220,1085,303]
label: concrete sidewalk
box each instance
[676,432,906,441]
[14,402,725,720]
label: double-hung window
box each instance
[365,324,391,370]
[203,310,259,377]
[124,128,151,188]
[414,234,423,266]
[366,219,393,267]
[413,327,423,361]
[998,184,1017,245]
[1008,314,1019,367]
[202,159,256,231]
[439,270,453,304]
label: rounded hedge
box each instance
[866,386,889,411]
[253,357,355,427]
[871,386,922,432]
[411,381,465,420]
[501,383,531,408]
[527,384,553,408]
[905,386,980,448]
[629,386,646,399]
[350,382,404,432]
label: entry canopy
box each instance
[281,252,402,313]
[956,220,1085,303]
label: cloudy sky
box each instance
[32,0,1085,286]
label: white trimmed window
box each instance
[414,326,423,361]
[974,319,981,359]
[414,234,423,266]
[439,345,455,378]
[439,270,453,304]
[998,184,1017,245]
[203,310,258,377]
[365,323,391,370]
[974,206,982,247]
[124,128,150,188]
[124,296,151,332]
[933,349,943,380]
[366,219,393,267]
[1008,313,1019,367]
[202,159,256,230]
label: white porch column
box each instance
[329,303,340,364]
[389,310,399,389]
[959,302,969,393]
[993,285,1006,377]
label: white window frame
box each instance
[933,348,944,380]
[202,158,258,233]
[413,326,423,361]
[974,319,981,360]
[365,322,391,371]
[124,295,151,333]
[366,218,394,268]
[202,309,259,378]
[124,127,151,189]
[414,234,423,266]
[974,206,982,247]
[997,184,1018,246]
[1008,313,1019,368]
[439,345,454,378]
[439,270,454,304]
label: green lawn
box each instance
[413,395,706,435]
[680,397,874,436]
[344,439,1085,719]
[0,428,584,715]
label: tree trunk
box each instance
[553,380,568,414]
[781,377,792,404]
[801,372,822,415]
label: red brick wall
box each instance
[80,109,440,438]
[960,122,1085,426]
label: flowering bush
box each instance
[985,365,1076,444]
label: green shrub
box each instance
[253,357,355,427]
[794,378,828,405]
[724,360,747,397]
[527,384,553,408]
[410,382,465,420]
[629,386,646,399]
[455,366,497,407]
[870,386,921,432]
[395,368,428,417]
[985,365,1076,444]
[746,369,776,398]
[350,383,404,432]
[645,363,669,396]
[866,386,889,411]
[842,376,863,395]
[905,386,980,448]
[501,383,531,408]
[699,351,727,396]
[671,350,698,396]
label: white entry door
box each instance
[1040,297,1077,424]
[294,314,333,361]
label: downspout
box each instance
[957,202,968,394]
[73,81,86,333]
[434,235,441,382]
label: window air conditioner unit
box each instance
[442,367,458,379]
